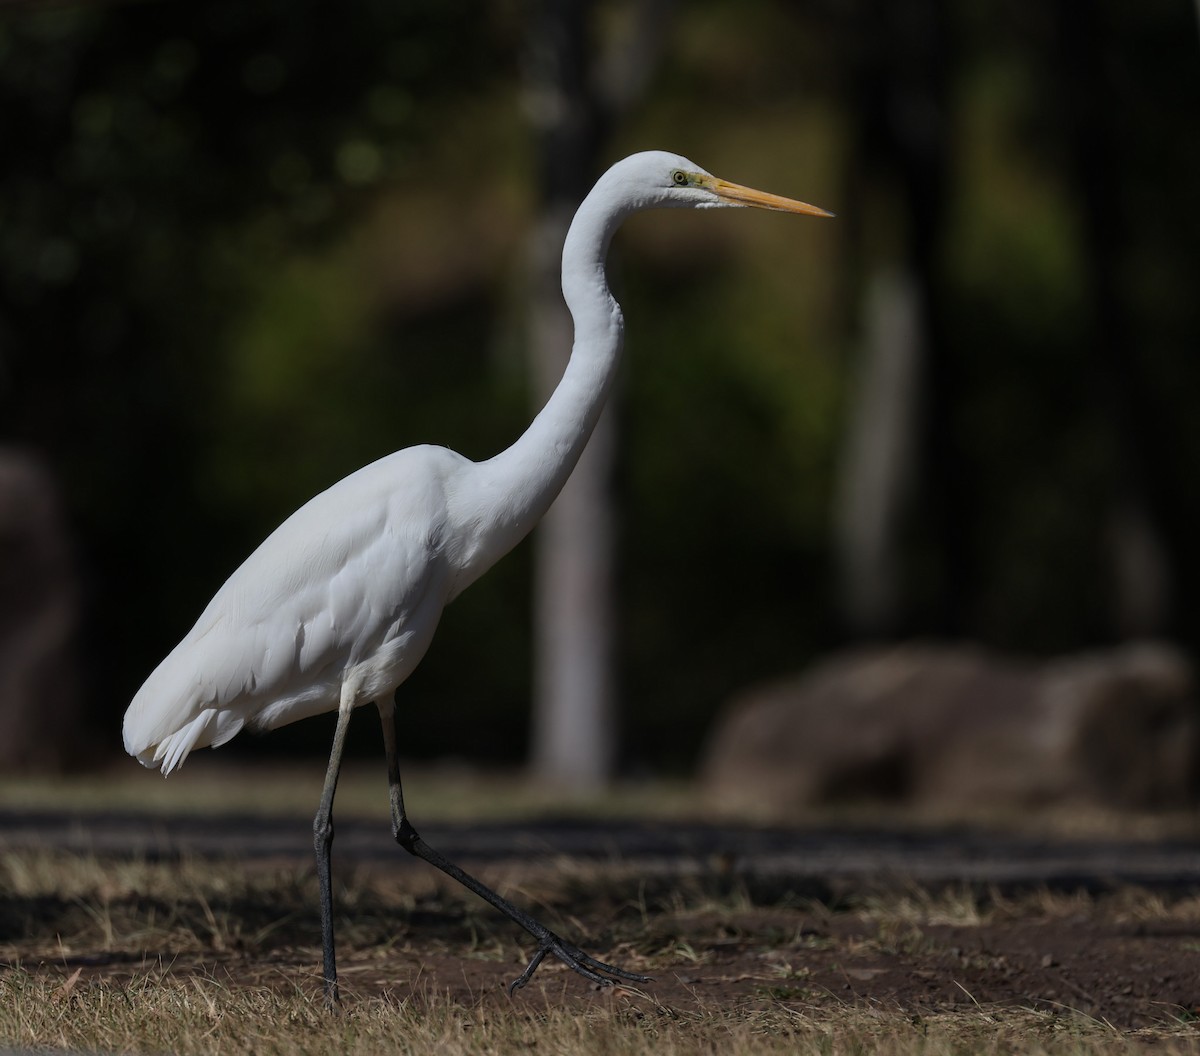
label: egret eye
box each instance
[671,170,689,187]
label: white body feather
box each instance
[125,446,468,772]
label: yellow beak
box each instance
[710,177,834,217]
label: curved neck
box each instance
[450,179,631,582]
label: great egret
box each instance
[123,150,831,1003]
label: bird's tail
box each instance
[124,706,244,775]
[123,661,247,775]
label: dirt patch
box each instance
[9,865,1198,1032]
[4,815,1200,1033]
[312,884,1200,1031]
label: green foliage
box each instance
[0,0,507,746]
[619,251,840,765]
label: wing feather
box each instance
[123,446,465,772]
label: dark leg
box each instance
[377,702,650,995]
[314,698,356,1009]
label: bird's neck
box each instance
[449,182,630,587]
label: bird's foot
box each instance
[508,934,651,996]
[322,981,342,1013]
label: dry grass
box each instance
[4,768,1200,1054]
[2,967,1195,1056]
[0,760,700,824]
[4,758,1200,839]
[1,848,1198,1055]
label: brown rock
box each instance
[0,449,83,771]
[700,642,1199,811]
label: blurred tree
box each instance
[3,0,1198,778]
[833,0,1200,655]
[0,0,501,757]
[944,0,1200,650]
[834,0,953,637]
[523,0,617,789]
[1052,0,1173,638]
[523,0,674,789]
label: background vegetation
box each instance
[2,0,1198,773]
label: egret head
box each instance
[610,150,834,217]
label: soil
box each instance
[6,810,1200,1030]
[287,878,1200,1031]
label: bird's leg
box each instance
[314,696,356,1010]
[376,701,650,995]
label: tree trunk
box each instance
[1052,0,1174,638]
[523,0,613,788]
[836,0,954,636]
[522,0,672,787]
[835,269,923,636]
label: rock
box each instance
[699,642,1199,811]
[0,449,83,771]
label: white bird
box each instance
[123,150,831,1003]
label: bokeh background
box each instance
[2,0,1198,785]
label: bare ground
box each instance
[4,806,1200,1035]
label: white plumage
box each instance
[122,150,830,1002]
[125,446,464,771]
